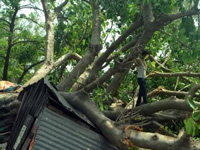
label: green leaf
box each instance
[192,125,198,136]
[184,117,200,136]
[188,97,198,110]
[197,123,200,130]
[192,121,199,136]
[104,104,109,110]
[82,39,86,46]
[100,104,104,111]
[192,110,200,121]
[184,118,194,135]
[151,61,156,68]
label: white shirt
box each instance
[136,62,146,78]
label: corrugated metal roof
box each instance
[44,80,95,128]
[6,80,47,150]
[33,108,118,150]
[6,79,118,150]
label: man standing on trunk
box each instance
[134,50,150,107]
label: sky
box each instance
[19,0,44,22]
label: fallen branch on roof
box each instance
[61,91,200,150]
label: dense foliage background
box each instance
[0,0,200,149]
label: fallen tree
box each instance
[1,89,200,150]
[1,0,200,150]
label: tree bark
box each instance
[189,83,200,98]
[19,0,69,89]
[148,71,200,78]
[57,0,102,91]
[147,87,189,98]
[83,18,143,86]
[0,91,200,149]
[143,2,154,29]
[128,129,200,150]
[106,67,130,97]
[61,92,200,150]
[60,91,128,150]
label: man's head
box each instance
[141,50,151,60]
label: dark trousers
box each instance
[136,78,147,106]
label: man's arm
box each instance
[134,58,142,66]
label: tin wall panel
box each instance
[33,108,118,150]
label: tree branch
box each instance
[0,54,5,59]
[159,29,190,48]
[149,55,171,72]
[188,83,200,98]
[0,27,10,32]
[155,3,200,28]
[128,129,198,150]
[17,60,44,84]
[61,91,200,150]
[148,71,200,78]
[148,55,192,84]
[57,0,101,91]
[82,17,143,88]
[152,110,191,122]
[0,18,10,26]
[12,40,39,47]
[83,63,124,93]
[82,58,134,93]
[103,37,138,69]
[162,50,171,66]
[60,91,128,150]
[54,0,69,15]
[18,0,56,90]
[41,0,49,19]
[147,87,188,98]
[132,97,197,116]
[54,53,82,68]
[143,2,154,29]
[19,5,43,12]
[19,16,45,28]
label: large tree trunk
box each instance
[81,18,143,87]
[57,0,101,91]
[1,86,200,150]
[61,91,128,150]
[19,0,69,89]
[2,1,200,149]
[21,17,55,88]
[61,91,200,150]
[106,69,129,97]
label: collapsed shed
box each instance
[6,79,118,150]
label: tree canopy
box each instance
[0,0,200,150]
